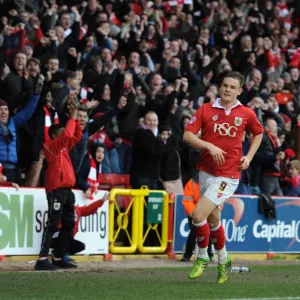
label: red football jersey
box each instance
[185,99,264,179]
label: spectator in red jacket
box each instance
[35,102,82,271]
[51,192,109,263]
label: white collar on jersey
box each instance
[212,98,242,115]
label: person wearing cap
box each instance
[0,75,44,184]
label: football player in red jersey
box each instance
[183,71,263,283]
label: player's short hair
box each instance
[48,124,65,140]
[223,71,245,88]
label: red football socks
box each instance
[210,222,225,251]
[193,219,210,248]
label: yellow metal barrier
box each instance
[109,188,143,253]
[137,188,169,253]
[109,187,169,254]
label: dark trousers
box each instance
[51,237,85,255]
[235,182,251,195]
[183,217,213,258]
[117,143,132,174]
[39,188,75,258]
[260,176,283,196]
[130,175,162,190]
[3,166,22,184]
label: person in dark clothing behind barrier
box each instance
[130,111,171,189]
[235,133,251,195]
[180,116,201,186]
[256,118,285,196]
[130,111,172,246]
[160,125,184,194]
[35,102,82,271]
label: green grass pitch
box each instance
[1,265,300,300]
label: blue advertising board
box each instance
[173,194,300,253]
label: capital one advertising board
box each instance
[0,187,109,255]
[173,194,300,253]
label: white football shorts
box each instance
[198,171,239,206]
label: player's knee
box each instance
[208,220,219,229]
[192,213,205,224]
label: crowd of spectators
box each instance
[0,0,300,199]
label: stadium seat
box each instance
[98,174,131,190]
[98,173,114,190]
[120,174,130,188]
[111,174,131,188]
[98,174,132,208]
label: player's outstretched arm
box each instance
[240,133,263,170]
[183,131,227,166]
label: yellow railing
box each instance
[109,186,169,254]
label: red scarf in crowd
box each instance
[86,155,102,200]
[43,105,59,143]
[0,163,2,173]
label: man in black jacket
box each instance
[130,111,171,189]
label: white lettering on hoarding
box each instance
[222,219,247,242]
[0,188,109,255]
[179,218,189,238]
[253,220,300,243]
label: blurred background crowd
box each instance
[0,0,300,198]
